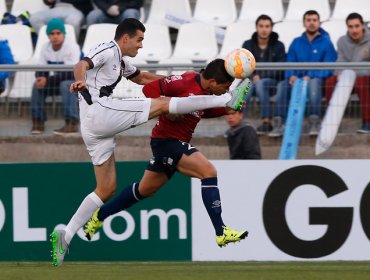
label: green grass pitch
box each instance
[0,262,369,280]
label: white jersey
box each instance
[83,40,139,103]
[39,38,81,65]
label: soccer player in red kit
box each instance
[84,59,249,247]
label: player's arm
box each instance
[131,71,165,86]
[70,59,89,92]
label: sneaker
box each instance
[50,229,69,267]
[31,119,45,135]
[308,115,320,137]
[216,226,248,247]
[53,120,79,136]
[226,78,251,111]
[256,122,273,135]
[357,123,370,134]
[84,208,103,241]
[268,116,284,138]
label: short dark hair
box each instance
[255,14,273,27]
[202,59,234,84]
[346,12,364,24]
[303,10,320,21]
[114,18,145,40]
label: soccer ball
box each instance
[224,48,256,79]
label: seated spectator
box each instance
[0,39,15,94]
[86,0,144,25]
[242,14,286,135]
[30,0,93,39]
[325,13,370,134]
[270,10,337,137]
[31,18,81,136]
[225,110,261,159]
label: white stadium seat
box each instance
[11,0,49,16]
[135,24,172,62]
[82,23,117,55]
[321,20,347,49]
[0,0,7,21]
[193,0,237,28]
[172,22,218,62]
[238,0,284,23]
[273,21,305,49]
[284,0,331,22]
[0,25,33,62]
[156,57,193,76]
[331,0,370,22]
[146,0,192,24]
[219,22,255,59]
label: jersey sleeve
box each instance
[121,56,139,79]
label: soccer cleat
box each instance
[50,229,69,267]
[226,78,251,111]
[216,226,248,247]
[84,208,103,241]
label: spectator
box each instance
[326,13,370,134]
[86,0,144,26]
[270,10,337,137]
[31,18,81,136]
[30,0,93,39]
[225,110,261,159]
[0,39,15,94]
[242,14,286,135]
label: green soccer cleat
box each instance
[216,226,248,247]
[84,208,103,241]
[226,78,251,111]
[50,229,69,267]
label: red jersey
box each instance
[142,72,226,142]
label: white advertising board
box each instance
[192,160,370,261]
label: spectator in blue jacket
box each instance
[270,10,337,137]
[0,39,15,94]
[86,0,144,26]
[242,14,286,135]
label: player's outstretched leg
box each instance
[226,78,251,110]
[50,229,69,266]
[216,226,249,248]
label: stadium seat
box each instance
[33,24,77,60]
[146,0,192,24]
[135,24,172,62]
[193,0,237,28]
[238,0,284,23]
[172,22,218,62]
[218,22,255,59]
[321,20,347,49]
[273,21,305,49]
[0,0,6,21]
[156,57,193,76]
[0,25,33,62]
[284,0,331,21]
[82,23,117,55]
[11,0,49,16]
[331,0,370,22]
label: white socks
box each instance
[64,192,103,244]
[168,93,232,114]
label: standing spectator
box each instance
[242,14,286,135]
[31,18,81,135]
[225,110,261,159]
[326,13,370,133]
[0,39,15,94]
[86,0,144,26]
[270,10,337,137]
[30,0,93,39]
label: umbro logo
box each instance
[212,200,221,208]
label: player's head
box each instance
[115,18,146,57]
[202,58,234,95]
[46,18,65,48]
[255,14,273,40]
[303,10,320,35]
[346,13,365,42]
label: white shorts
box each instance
[79,95,151,165]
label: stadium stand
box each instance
[273,20,305,49]
[146,0,192,24]
[0,24,33,62]
[321,20,347,49]
[0,0,6,21]
[193,0,237,28]
[331,0,370,21]
[284,0,331,21]
[82,23,117,55]
[238,0,285,23]
[155,57,193,76]
[10,0,49,16]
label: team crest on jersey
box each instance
[164,75,183,84]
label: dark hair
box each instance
[202,59,234,84]
[346,12,364,24]
[255,14,273,27]
[114,18,145,40]
[303,10,320,21]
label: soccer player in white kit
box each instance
[50,18,250,266]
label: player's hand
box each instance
[70,81,86,92]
